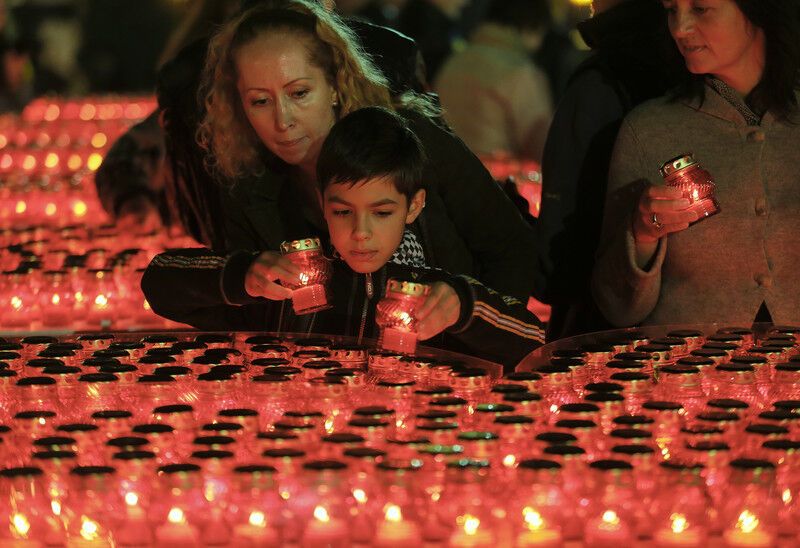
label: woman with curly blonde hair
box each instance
[191,0,538,303]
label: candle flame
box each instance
[692,189,699,201]
[87,153,103,171]
[12,513,31,536]
[737,510,759,534]
[523,507,545,531]
[313,506,331,523]
[124,492,139,506]
[503,454,516,468]
[462,515,480,536]
[51,293,61,305]
[10,295,23,310]
[782,489,792,505]
[385,504,402,523]
[80,516,100,540]
[72,200,88,217]
[353,489,367,504]
[600,510,620,531]
[94,294,109,307]
[396,311,412,326]
[168,507,186,524]
[670,513,688,534]
[249,511,266,527]
[75,291,85,303]
[324,416,335,433]
[45,203,57,216]
[51,500,61,516]
[299,272,310,285]
[14,200,26,214]
[280,490,291,501]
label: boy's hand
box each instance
[245,251,303,300]
[416,282,461,340]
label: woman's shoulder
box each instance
[624,93,694,127]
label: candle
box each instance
[302,505,348,548]
[448,514,493,548]
[154,507,200,548]
[3,512,44,547]
[653,513,702,547]
[373,504,422,547]
[232,511,280,547]
[65,516,112,547]
[114,492,153,546]
[722,511,773,548]
[516,508,562,548]
[583,510,633,548]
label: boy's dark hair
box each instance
[317,106,426,201]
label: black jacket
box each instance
[534,0,685,339]
[142,249,545,372]
[222,109,538,302]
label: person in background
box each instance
[592,0,800,327]
[196,0,537,301]
[143,107,545,371]
[435,0,553,163]
[535,0,685,340]
[398,0,468,83]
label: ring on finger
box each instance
[651,212,664,229]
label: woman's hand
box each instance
[632,185,699,267]
[416,282,462,340]
[633,185,700,242]
[244,251,303,300]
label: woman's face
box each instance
[236,32,338,175]
[662,0,765,91]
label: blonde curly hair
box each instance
[199,0,407,181]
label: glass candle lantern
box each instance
[719,459,781,548]
[375,279,430,355]
[279,238,333,315]
[512,459,566,547]
[583,460,637,547]
[650,462,712,548]
[0,466,65,545]
[659,153,720,223]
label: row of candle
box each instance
[0,328,799,545]
[1,220,196,331]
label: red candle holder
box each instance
[660,154,721,224]
[279,238,333,315]
[375,279,430,355]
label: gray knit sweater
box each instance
[592,85,800,326]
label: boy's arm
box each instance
[141,247,279,331]
[417,270,546,372]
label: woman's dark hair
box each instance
[675,0,800,119]
[316,106,426,201]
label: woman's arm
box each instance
[591,117,667,326]
[405,111,538,301]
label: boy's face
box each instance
[324,177,425,274]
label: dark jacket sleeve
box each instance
[535,67,625,304]
[405,111,538,301]
[141,247,281,331]
[94,111,166,218]
[419,269,546,372]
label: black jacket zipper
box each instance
[357,272,373,343]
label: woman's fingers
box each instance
[633,184,700,242]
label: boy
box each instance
[142,107,544,370]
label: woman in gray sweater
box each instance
[593,0,800,327]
